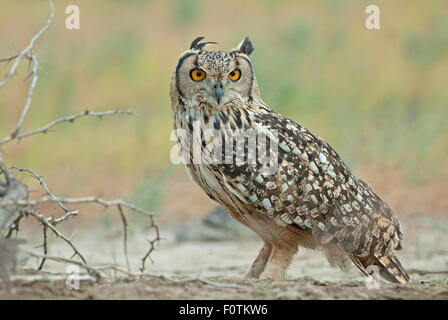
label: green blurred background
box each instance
[0,0,447,223]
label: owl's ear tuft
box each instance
[190,36,217,50]
[236,37,254,56]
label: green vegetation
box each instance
[0,0,446,190]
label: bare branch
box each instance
[118,205,131,273]
[20,251,244,289]
[0,0,55,142]
[1,194,159,274]
[90,265,247,289]
[47,210,79,226]
[23,208,87,265]
[0,53,32,64]
[0,1,54,88]
[37,225,48,271]
[4,214,24,239]
[0,109,135,147]
[22,248,102,279]
[10,166,76,215]
[0,196,154,217]
[0,0,160,286]
[9,54,39,140]
[141,215,161,272]
[41,195,152,216]
[0,179,29,236]
[10,273,96,284]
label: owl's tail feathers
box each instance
[351,253,410,284]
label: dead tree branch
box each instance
[118,205,131,272]
[10,167,76,215]
[0,0,160,287]
[4,214,24,239]
[0,196,154,217]
[0,0,55,139]
[0,239,25,290]
[10,273,96,284]
[95,265,247,289]
[19,251,244,290]
[22,208,87,264]
[0,109,135,147]
[22,248,102,279]
[37,225,48,271]
[0,172,28,237]
[141,215,161,272]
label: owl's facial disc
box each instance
[175,45,256,108]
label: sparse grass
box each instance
[422,217,448,233]
[128,167,172,227]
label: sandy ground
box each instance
[1,211,447,300]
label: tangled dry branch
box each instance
[20,249,245,289]
[0,0,160,287]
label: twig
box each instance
[23,208,87,265]
[0,196,153,216]
[21,195,151,216]
[22,248,102,279]
[4,214,24,238]
[0,109,135,146]
[0,195,159,272]
[10,167,75,214]
[0,179,29,236]
[0,0,55,141]
[10,53,39,140]
[0,0,53,88]
[47,210,79,226]
[140,215,160,272]
[92,265,247,289]
[118,205,131,272]
[18,251,244,290]
[0,53,32,64]
[10,273,96,284]
[0,0,159,286]
[37,225,48,270]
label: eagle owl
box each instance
[169,36,409,283]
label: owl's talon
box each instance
[259,270,284,281]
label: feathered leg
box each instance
[245,242,272,279]
[260,244,298,280]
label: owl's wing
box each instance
[216,109,403,257]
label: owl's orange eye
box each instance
[190,69,206,81]
[228,69,241,81]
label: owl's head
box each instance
[170,37,260,111]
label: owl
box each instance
[169,36,409,283]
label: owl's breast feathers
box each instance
[174,100,404,258]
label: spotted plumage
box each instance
[169,36,409,283]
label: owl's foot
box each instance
[244,242,272,279]
[259,268,285,280]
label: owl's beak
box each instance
[214,81,223,104]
